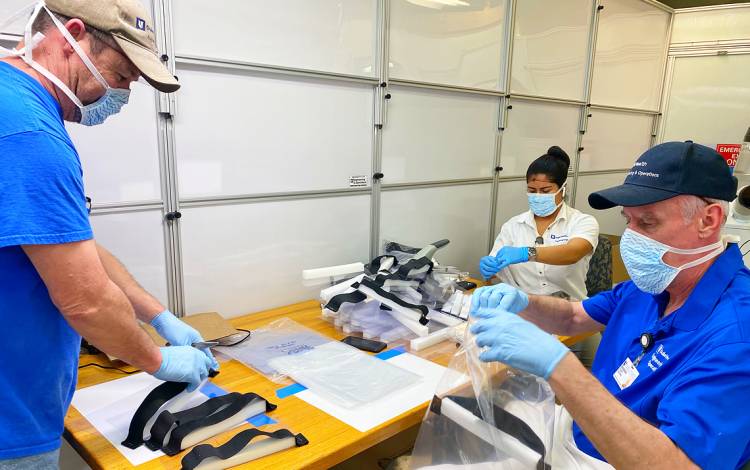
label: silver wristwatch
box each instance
[528,246,538,261]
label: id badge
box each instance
[613,357,639,390]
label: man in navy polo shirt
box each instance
[469,141,750,469]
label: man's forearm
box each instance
[97,243,164,323]
[549,354,698,469]
[520,295,579,335]
[64,280,162,373]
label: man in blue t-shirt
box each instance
[469,141,750,469]
[1,1,218,468]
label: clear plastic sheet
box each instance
[268,341,422,408]
[410,329,556,469]
[215,318,330,383]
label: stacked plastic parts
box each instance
[122,375,308,469]
[318,239,472,345]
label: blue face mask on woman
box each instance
[619,228,726,295]
[528,184,565,217]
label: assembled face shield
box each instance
[410,328,556,469]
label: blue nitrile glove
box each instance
[479,256,502,279]
[151,310,219,370]
[470,284,529,317]
[494,246,529,270]
[153,346,213,391]
[470,310,569,379]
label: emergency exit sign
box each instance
[716,144,741,168]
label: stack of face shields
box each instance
[269,340,422,408]
[216,318,422,408]
[410,332,556,469]
[320,239,471,344]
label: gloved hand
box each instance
[470,283,529,317]
[479,256,502,279]
[151,310,219,370]
[495,246,529,270]
[470,310,569,379]
[153,346,213,391]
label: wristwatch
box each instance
[528,246,538,261]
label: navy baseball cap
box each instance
[588,141,738,210]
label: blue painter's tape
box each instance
[249,413,277,426]
[198,382,276,426]
[199,381,227,399]
[276,383,308,399]
[375,345,406,361]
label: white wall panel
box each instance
[499,100,580,177]
[575,173,628,236]
[672,7,750,44]
[389,0,506,90]
[381,86,497,183]
[172,0,376,77]
[380,184,492,276]
[181,196,370,317]
[579,109,653,172]
[661,54,750,150]
[590,0,670,110]
[90,210,169,306]
[1,0,154,35]
[68,83,162,204]
[0,0,30,36]
[510,0,593,101]
[494,179,529,237]
[174,65,373,198]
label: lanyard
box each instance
[633,332,654,367]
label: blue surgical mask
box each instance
[528,184,565,217]
[78,87,131,126]
[619,228,726,295]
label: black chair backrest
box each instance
[586,235,613,297]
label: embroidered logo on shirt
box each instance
[647,345,670,372]
[550,234,569,243]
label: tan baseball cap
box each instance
[45,0,180,93]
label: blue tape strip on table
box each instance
[275,345,408,399]
[199,381,277,426]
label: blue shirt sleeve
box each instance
[658,342,750,469]
[0,130,92,247]
[581,281,631,326]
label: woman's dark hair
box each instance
[526,146,571,187]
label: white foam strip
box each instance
[194,436,296,470]
[410,328,451,352]
[303,263,364,281]
[179,399,268,451]
[143,378,209,444]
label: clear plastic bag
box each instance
[410,331,556,469]
[214,318,330,382]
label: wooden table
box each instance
[65,300,592,470]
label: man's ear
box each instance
[698,203,725,239]
[59,18,87,57]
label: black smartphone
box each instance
[456,280,477,291]
[341,336,387,353]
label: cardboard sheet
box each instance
[141,311,238,347]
